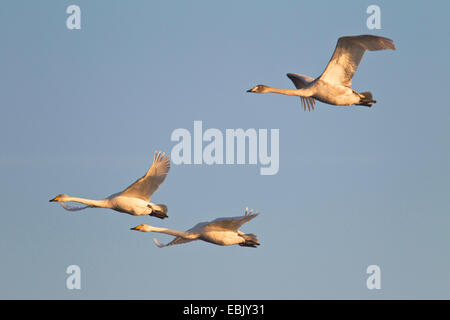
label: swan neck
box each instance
[151,227,193,239]
[64,196,110,208]
[267,87,311,97]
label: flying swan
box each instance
[131,207,260,248]
[247,35,395,111]
[49,151,170,218]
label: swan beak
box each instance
[49,196,58,202]
[246,88,253,92]
[130,225,142,231]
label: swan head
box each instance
[49,194,68,202]
[130,224,152,232]
[247,84,270,93]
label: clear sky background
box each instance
[0,0,449,299]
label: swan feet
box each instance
[147,204,168,219]
[149,211,168,219]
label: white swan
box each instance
[247,35,395,111]
[49,151,170,219]
[131,207,260,247]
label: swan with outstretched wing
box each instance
[131,207,260,248]
[247,35,395,110]
[49,151,170,219]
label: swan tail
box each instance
[239,233,260,248]
[149,204,168,219]
[358,91,376,107]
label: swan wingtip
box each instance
[153,238,166,248]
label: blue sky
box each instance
[0,0,449,299]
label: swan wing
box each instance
[119,151,170,201]
[153,237,195,248]
[205,211,259,232]
[318,35,395,87]
[286,73,316,111]
[287,73,315,89]
[59,202,91,211]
